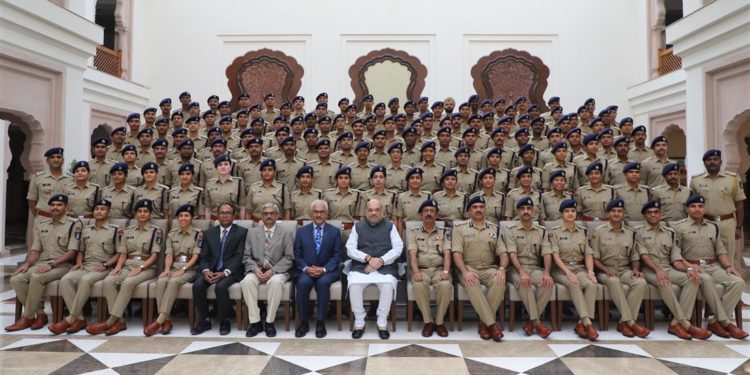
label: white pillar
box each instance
[683,66,707,183]
[0,119,8,254]
[61,66,90,166]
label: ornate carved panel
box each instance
[225,49,304,110]
[471,49,550,111]
[349,48,427,105]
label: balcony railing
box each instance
[94,45,122,78]
[657,47,682,76]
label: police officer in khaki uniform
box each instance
[107,127,127,162]
[591,198,650,338]
[6,194,81,332]
[246,159,291,220]
[133,162,170,219]
[100,162,135,219]
[673,195,747,339]
[576,162,615,221]
[605,136,633,187]
[144,204,203,336]
[120,144,143,187]
[484,147,512,193]
[541,142,579,192]
[168,139,202,186]
[573,134,608,186]
[652,163,689,221]
[276,136,306,190]
[636,200,712,340]
[49,199,119,335]
[396,167,432,232]
[470,167,505,224]
[541,170,573,223]
[331,131,356,166]
[417,141,445,193]
[234,138,263,185]
[408,199,452,337]
[549,199,599,341]
[509,145,543,191]
[432,169,467,222]
[629,125,654,163]
[291,166,322,221]
[504,167,543,221]
[89,138,115,188]
[65,161,100,218]
[505,197,554,338]
[452,195,507,341]
[689,149,746,265]
[385,142,408,192]
[362,165,397,220]
[204,154,246,219]
[86,199,162,336]
[27,147,73,220]
[135,128,157,167]
[613,162,652,221]
[350,141,374,190]
[640,135,673,187]
[309,139,342,191]
[168,164,205,219]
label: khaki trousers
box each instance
[552,268,597,319]
[102,262,155,319]
[598,270,647,322]
[698,264,744,322]
[10,263,70,318]
[716,218,736,265]
[59,265,109,319]
[241,273,288,324]
[411,267,453,325]
[458,266,505,326]
[509,267,554,321]
[155,268,196,315]
[643,268,698,322]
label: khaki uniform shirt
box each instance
[331,151,356,166]
[89,158,115,188]
[168,158,202,186]
[349,163,373,191]
[451,221,504,270]
[408,225,451,269]
[386,165,408,191]
[124,165,143,187]
[136,147,156,167]
[402,148,422,168]
[509,165,543,191]
[575,184,615,219]
[417,162,445,192]
[592,223,639,271]
[234,158,262,187]
[605,158,633,187]
[290,189,322,220]
[652,184,689,221]
[323,188,362,222]
[673,218,725,261]
[367,150,390,167]
[168,185,204,217]
[549,224,593,271]
[636,224,682,268]
[541,191,573,221]
[435,148,456,168]
[100,185,136,219]
[27,171,73,212]
[541,161,579,191]
[629,146,654,163]
[106,145,125,162]
[310,160,342,191]
[79,222,119,266]
[480,147,516,171]
[204,177,246,213]
[456,168,478,194]
[64,182,100,217]
[504,222,552,269]
[396,190,431,221]
[31,216,82,261]
[432,190,467,221]
[133,183,170,219]
[614,184,652,221]
[246,181,291,218]
[166,227,202,267]
[276,158,306,190]
[470,190,505,224]
[504,188,543,220]
[362,189,397,218]
[573,154,608,185]
[119,224,163,263]
[689,171,746,217]
[640,156,673,187]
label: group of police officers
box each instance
[5,91,747,341]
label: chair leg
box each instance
[457,302,463,331]
[284,301,290,331]
[449,301,455,331]
[235,300,242,330]
[349,307,353,331]
[391,302,396,332]
[188,299,195,327]
[336,300,342,331]
[97,297,106,322]
[509,301,516,332]
[14,298,22,321]
[735,302,743,330]
[141,299,149,328]
[498,302,504,331]
[407,301,413,332]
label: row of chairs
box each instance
[17,219,743,333]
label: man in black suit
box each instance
[191,203,248,335]
[294,200,341,338]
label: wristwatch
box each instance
[442,270,449,274]
[181,266,187,271]
[687,267,694,272]
[101,261,108,269]
[47,261,55,268]
[139,265,145,269]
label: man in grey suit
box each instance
[241,203,295,337]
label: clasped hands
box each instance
[364,256,384,274]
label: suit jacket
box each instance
[244,221,294,275]
[196,223,248,280]
[294,222,341,274]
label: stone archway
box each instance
[0,109,46,176]
[721,109,750,279]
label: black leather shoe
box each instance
[190,320,212,335]
[295,322,309,338]
[219,320,231,336]
[265,322,277,337]
[378,328,390,340]
[352,326,365,339]
[315,322,327,338]
[246,322,263,337]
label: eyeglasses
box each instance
[261,211,277,216]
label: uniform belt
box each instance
[685,259,716,266]
[708,213,734,222]
[342,222,354,230]
[581,215,601,221]
[127,255,148,261]
[175,255,193,262]
[567,261,584,266]
[37,210,52,218]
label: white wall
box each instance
[131,0,649,113]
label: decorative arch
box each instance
[348,48,428,105]
[225,49,304,110]
[661,123,686,161]
[722,109,750,176]
[0,108,45,177]
[470,49,550,110]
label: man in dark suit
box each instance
[294,199,341,338]
[191,203,248,336]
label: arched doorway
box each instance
[722,109,750,278]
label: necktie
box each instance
[263,229,272,269]
[314,226,323,255]
[216,228,228,270]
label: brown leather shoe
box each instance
[723,323,749,340]
[67,319,87,334]
[104,321,127,336]
[478,322,491,340]
[48,320,72,335]
[30,313,48,330]
[435,324,448,337]
[421,323,435,337]
[630,322,650,338]
[86,322,109,335]
[522,320,534,336]
[534,322,552,338]
[617,322,634,337]
[585,324,599,341]
[667,323,692,340]
[574,322,587,339]
[143,321,161,337]
[490,323,504,342]
[687,325,712,340]
[161,320,173,335]
[5,316,35,332]
[707,320,731,338]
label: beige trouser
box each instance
[102,261,155,318]
[155,266,196,315]
[60,264,109,319]
[241,273,288,324]
[643,268,698,322]
[411,267,453,325]
[598,269,647,322]
[458,266,505,326]
[716,218,736,265]
[697,264,744,323]
[552,268,597,319]
[509,267,554,321]
[11,263,70,318]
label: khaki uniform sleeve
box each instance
[193,231,203,255]
[151,228,164,254]
[540,233,552,257]
[165,232,175,256]
[733,174,746,201]
[68,220,83,250]
[442,229,452,252]
[669,234,684,264]
[451,227,463,254]
[549,231,560,254]
[31,224,42,251]
[116,228,127,253]
[27,174,39,201]
[504,228,517,253]
[283,184,292,211]
[495,232,508,256]
[407,230,418,253]
[591,229,602,259]
[237,179,247,207]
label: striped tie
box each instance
[263,230,272,269]
[314,226,322,255]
